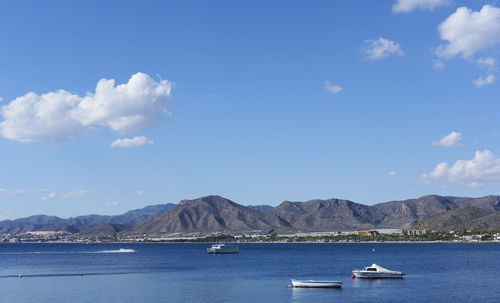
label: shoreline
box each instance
[3,240,500,244]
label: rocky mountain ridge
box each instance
[0,203,175,234]
[1,195,499,235]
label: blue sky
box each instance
[1,0,500,219]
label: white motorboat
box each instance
[207,243,239,254]
[352,264,405,279]
[290,279,343,288]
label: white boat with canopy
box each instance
[207,243,239,254]
[352,264,405,279]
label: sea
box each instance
[0,242,498,302]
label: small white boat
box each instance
[290,279,343,288]
[207,243,239,254]
[352,264,405,279]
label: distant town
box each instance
[2,228,500,243]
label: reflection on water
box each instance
[291,286,342,302]
[351,277,405,288]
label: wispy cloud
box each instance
[106,201,120,207]
[325,81,343,94]
[41,192,57,201]
[432,131,462,147]
[387,170,398,176]
[432,60,446,71]
[466,181,483,188]
[393,0,449,13]
[473,74,495,87]
[362,37,405,61]
[136,190,145,196]
[110,136,154,148]
[477,57,496,68]
[0,188,48,196]
[62,190,89,198]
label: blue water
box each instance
[0,243,498,302]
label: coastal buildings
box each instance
[405,229,428,236]
[356,230,379,236]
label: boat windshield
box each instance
[365,268,377,271]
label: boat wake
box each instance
[0,270,158,279]
[96,248,135,253]
[0,248,136,255]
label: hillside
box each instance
[247,205,274,212]
[0,203,175,234]
[131,196,291,234]
[414,207,500,231]
[373,195,500,228]
[271,198,386,231]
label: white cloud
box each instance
[432,60,446,70]
[3,189,88,200]
[387,170,398,176]
[393,0,448,13]
[41,192,57,201]
[466,181,483,188]
[107,201,120,207]
[417,177,430,186]
[477,57,495,67]
[110,136,154,148]
[435,5,500,59]
[419,149,500,185]
[0,188,47,196]
[432,131,462,147]
[362,37,405,60]
[62,190,89,198]
[0,73,173,143]
[325,80,343,94]
[473,74,495,87]
[73,73,172,133]
[0,91,83,142]
[136,190,145,196]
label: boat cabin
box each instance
[364,267,378,271]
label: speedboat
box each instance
[207,243,239,254]
[352,264,404,279]
[290,279,343,288]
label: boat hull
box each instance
[291,280,342,288]
[352,271,404,279]
[207,249,239,254]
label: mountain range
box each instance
[1,195,499,236]
[0,204,175,235]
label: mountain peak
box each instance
[131,195,284,234]
[178,196,240,209]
